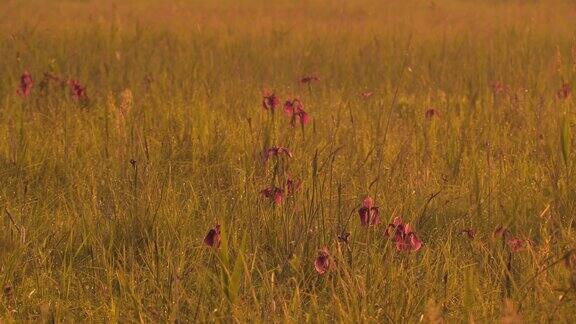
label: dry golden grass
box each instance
[1,0,576,322]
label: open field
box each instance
[1,0,576,322]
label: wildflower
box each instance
[384,217,403,237]
[261,178,300,205]
[395,223,422,252]
[425,109,440,119]
[361,91,374,99]
[284,99,303,114]
[358,196,381,227]
[262,91,280,110]
[314,247,331,275]
[461,229,476,240]
[506,238,527,253]
[203,224,221,248]
[261,186,285,205]
[262,146,293,162]
[492,82,507,95]
[68,79,87,101]
[493,225,529,252]
[557,83,571,100]
[300,75,319,84]
[284,99,310,126]
[16,71,33,98]
[385,217,421,252]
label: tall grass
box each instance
[0,0,576,322]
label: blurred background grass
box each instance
[1,0,576,322]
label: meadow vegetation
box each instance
[1,0,576,322]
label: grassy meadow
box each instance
[2,0,576,322]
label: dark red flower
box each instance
[300,75,319,84]
[261,186,285,205]
[361,91,374,99]
[294,109,309,126]
[16,71,33,98]
[506,238,527,253]
[557,83,571,100]
[262,146,293,162]
[261,178,300,205]
[385,217,421,252]
[203,224,221,248]
[492,82,508,95]
[425,109,440,119]
[396,223,422,252]
[314,247,331,275]
[493,225,530,252]
[284,99,310,126]
[262,91,280,110]
[461,229,475,240]
[384,216,403,237]
[283,99,302,113]
[358,196,381,227]
[68,79,87,101]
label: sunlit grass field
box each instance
[1,0,576,322]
